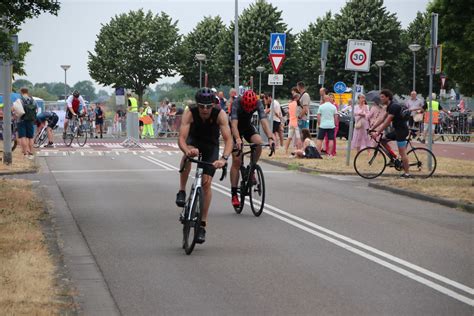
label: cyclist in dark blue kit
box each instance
[35,111,59,147]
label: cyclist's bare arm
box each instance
[371,112,388,131]
[177,110,198,157]
[231,119,242,150]
[374,114,393,135]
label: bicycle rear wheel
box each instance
[249,165,265,217]
[354,147,387,179]
[234,166,247,214]
[183,187,203,255]
[407,147,436,178]
[76,125,88,147]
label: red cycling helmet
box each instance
[241,90,258,112]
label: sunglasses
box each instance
[198,103,213,109]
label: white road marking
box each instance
[146,156,474,305]
[80,152,85,156]
[51,169,170,173]
[140,156,173,170]
[115,151,120,156]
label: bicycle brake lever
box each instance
[269,143,275,157]
[220,164,227,181]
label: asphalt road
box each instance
[42,149,473,315]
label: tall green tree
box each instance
[178,16,227,88]
[216,0,296,95]
[323,0,404,93]
[88,9,181,105]
[428,0,474,95]
[73,80,97,101]
[0,1,59,74]
[296,12,335,98]
[400,12,431,96]
[12,79,33,92]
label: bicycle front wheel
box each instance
[76,125,88,147]
[407,147,437,178]
[354,147,387,179]
[234,166,247,214]
[183,187,203,255]
[249,165,265,217]
[33,127,47,148]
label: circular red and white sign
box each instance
[350,49,367,66]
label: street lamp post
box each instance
[195,54,206,88]
[375,60,386,91]
[256,66,264,95]
[60,65,70,100]
[408,44,421,91]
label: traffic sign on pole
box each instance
[268,74,283,86]
[269,33,286,54]
[269,54,285,74]
[333,81,347,94]
[345,39,372,72]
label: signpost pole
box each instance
[345,71,358,166]
[427,13,438,170]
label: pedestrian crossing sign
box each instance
[270,33,286,54]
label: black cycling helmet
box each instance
[195,87,214,105]
[72,90,80,98]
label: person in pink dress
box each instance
[351,94,371,152]
[323,93,339,155]
[367,97,386,147]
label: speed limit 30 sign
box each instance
[345,39,372,72]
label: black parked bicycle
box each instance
[178,155,227,255]
[354,128,437,179]
[233,143,275,217]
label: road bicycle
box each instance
[64,115,88,147]
[354,128,437,179]
[33,124,57,148]
[178,155,227,255]
[233,143,275,217]
[0,119,18,152]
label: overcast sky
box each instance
[18,0,430,92]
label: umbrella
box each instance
[365,90,380,104]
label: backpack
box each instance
[305,146,322,159]
[21,97,36,121]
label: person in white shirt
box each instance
[264,93,283,147]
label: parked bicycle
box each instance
[354,128,437,179]
[178,155,227,255]
[233,143,275,216]
[64,115,88,147]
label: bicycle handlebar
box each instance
[179,156,227,181]
[233,143,275,157]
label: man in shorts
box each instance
[316,95,337,158]
[371,89,411,178]
[176,88,233,244]
[35,111,59,147]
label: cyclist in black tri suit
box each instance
[230,90,275,207]
[175,88,233,243]
[370,89,411,178]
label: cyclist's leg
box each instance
[199,144,218,227]
[249,133,264,162]
[179,153,192,191]
[230,147,242,189]
[396,129,410,174]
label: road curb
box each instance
[260,158,474,178]
[0,169,37,176]
[368,182,473,213]
[36,158,121,315]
